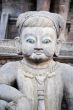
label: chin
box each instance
[24,54,51,63]
[29,56,49,64]
[31,58,47,64]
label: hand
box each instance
[16,97,32,110]
[5,97,32,110]
[5,101,16,110]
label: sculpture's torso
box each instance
[17,61,63,110]
[1,60,73,110]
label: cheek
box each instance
[21,43,34,56]
[50,43,56,52]
[43,43,56,56]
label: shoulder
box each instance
[57,62,73,73]
[0,61,18,73]
[58,62,73,98]
[0,61,19,84]
[57,62,73,84]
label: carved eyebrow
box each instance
[23,34,36,38]
[42,33,56,40]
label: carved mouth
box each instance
[34,52,43,55]
[36,53,42,55]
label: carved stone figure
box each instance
[0,11,73,110]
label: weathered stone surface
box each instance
[0,11,73,110]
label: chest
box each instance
[16,70,63,100]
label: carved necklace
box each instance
[19,60,58,78]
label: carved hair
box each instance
[16,11,65,40]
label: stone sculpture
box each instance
[0,11,73,110]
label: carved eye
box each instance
[26,39,35,44]
[42,39,51,44]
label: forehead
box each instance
[21,27,57,39]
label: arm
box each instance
[0,84,24,102]
[0,84,32,110]
[0,62,24,102]
[0,62,17,85]
[0,62,32,110]
[62,64,73,110]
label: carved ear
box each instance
[55,28,65,56]
[54,39,62,56]
[14,37,22,55]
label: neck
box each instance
[21,58,54,69]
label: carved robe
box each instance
[17,62,63,110]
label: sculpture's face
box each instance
[20,27,57,62]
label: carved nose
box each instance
[34,41,43,50]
